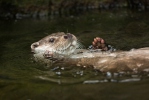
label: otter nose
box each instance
[31,42,39,50]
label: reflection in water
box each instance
[34,62,149,84]
[35,64,98,84]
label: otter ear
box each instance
[64,35,68,39]
[49,38,55,43]
[31,42,39,49]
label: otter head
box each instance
[31,32,79,55]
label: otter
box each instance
[31,32,149,72]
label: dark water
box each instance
[1,10,149,100]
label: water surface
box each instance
[1,10,149,100]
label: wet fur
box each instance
[31,32,149,72]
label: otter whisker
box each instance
[54,42,72,55]
[76,41,85,49]
[76,39,85,48]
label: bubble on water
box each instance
[80,71,84,76]
[76,71,84,76]
[106,72,112,78]
[56,71,61,75]
[83,66,86,68]
[61,67,65,70]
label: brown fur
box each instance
[31,32,149,72]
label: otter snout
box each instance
[31,42,39,52]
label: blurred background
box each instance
[0,0,148,20]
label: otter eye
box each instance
[49,38,55,43]
[64,35,68,39]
